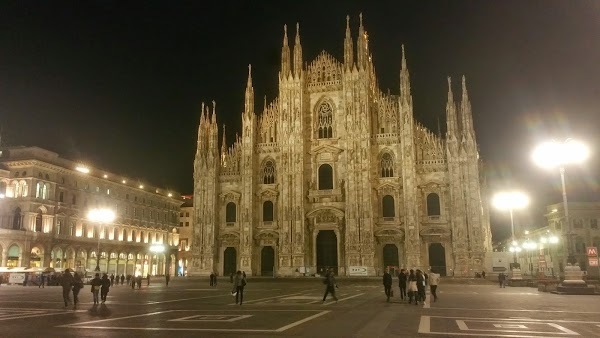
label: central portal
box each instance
[223,247,237,276]
[316,230,338,275]
[261,246,275,276]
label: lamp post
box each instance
[532,139,589,265]
[492,191,529,264]
[87,208,116,272]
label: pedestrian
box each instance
[398,269,407,301]
[126,274,131,286]
[136,275,142,289]
[383,267,393,302]
[429,269,440,302]
[147,274,150,286]
[407,269,418,305]
[91,273,102,304]
[213,272,217,286]
[165,273,170,286]
[100,273,111,304]
[72,272,84,308]
[209,272,215,287]
[110,273,115,286]
[232,270,247,305]
[40,274,45,288]
[498,272,506,288]
[120,274,125,285]
[61,269,74,308]
[481,270,486,279]
[416,269,426,304]
[321,268,338,303]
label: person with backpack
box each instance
[232,270,247,305]
[321,268,338,303]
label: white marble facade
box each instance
[191,15,492,277]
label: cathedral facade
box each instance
[191,15,492,277]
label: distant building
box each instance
[177,195,193,276]
[190,15,492,277]
[0,146,181,277]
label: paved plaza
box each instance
[0,277,599,337]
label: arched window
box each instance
[113,228,119,241]
[381,153,394,177]
[317,101,333,139]
[42,183,48,199]
[263,160,276,184]
[263,201,274,222]
[427,193,441,216]
[12,207,22,230]
[382,195,395,218]
[318,164,333,190]
[226,202,237,223]
[36,182,42,198]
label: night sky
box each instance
[1,1,599,241]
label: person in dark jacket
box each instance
[91,273,102,304]
[120,274,125,285]
[383,268,393,302]
[72,272,84,308]
[232,270,247,305]
[407,269,418,304]
[398,269,407,301]
[61,269,74,308]
[166,273,171,286]
[321,268,338,303]
[100,273,111,304]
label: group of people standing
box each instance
[385,268,440,305]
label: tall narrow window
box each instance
[263,201,274,222]
[381,153,394,177]
[59,191,64,203]
[317,101,333,139]
[382,195,395,218]
[226,202,237,223]
[35,211,43,232]
[318,164,333,190]
[426,193,441,216]
[263,160,276,184]
[13,207,22,230]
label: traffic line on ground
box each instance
[322,293,365,305]
[147,294,229,304]
[227,291,306,305]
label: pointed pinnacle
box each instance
[447,76,453,100]
[359,13,363,27]
[295,22,300,43]
[247,64,252,87]
[345,15,350,35]
[211,100,216,123]
[263,95,267,112]
[283,24,288,45]
[401,45,407,70]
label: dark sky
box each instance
[1,1,599,241]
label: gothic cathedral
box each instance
[191,15,492,277]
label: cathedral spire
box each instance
[245,64,254,115]
[211,100,217,124]
[293,22,303,77]
[356,13,366,69]
[344,15,354,69]
[460,75,475,139]
[221,124,226,153]
[446,77,459,139]
[281,24,291,77]
[399,45,412,108]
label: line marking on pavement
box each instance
[147,294,228,304]
[418,316,431,334]
[59,309,331,333]
[427,315,600,324]
[356,306,399,338]
[323,293,364,305]
[227,291,306,305]
[423,300,430,308]
[429,307,600,315]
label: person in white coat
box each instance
[429,269,440,302]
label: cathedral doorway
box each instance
[223,247,237,276]
[428,243,447,276]
[261,246,275,276]
[316,230,338,275]
[382,244,399,270]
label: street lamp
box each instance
[87,208,116,272]
[532,139,589,265]
[492,191,529,263]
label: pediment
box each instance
[219,190,241,202]
[375,182,400,193]
[419,226,451,236]
[310,144,343,156]
[257,188,279,198]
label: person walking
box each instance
[383,267,393,302]
[232,270,247,305]
[165,274,170,287]
[321,268,338,303]
[398,269,407,301]
[498,272,506,288]
[416,270,426,304]
[407,269,418,305]
[482,270,486,279]
[100,273,111,304]
[126,274,131,286]
[110,273,115,286]
[120,274,125,285]
[429,269,440,302]
[147,274,150,286]
[136,275,142,289]
[72,272,84,308]
[40,274,45,288]
[209,272,215,287]
[61,269,74,308]
[91,273,102,304]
